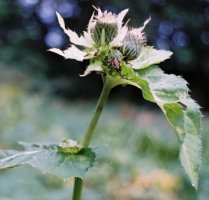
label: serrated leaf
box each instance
[180,134,201,189]
[119,63,202,188]
[137,65,189,103]
[120,62,154,101]
[163,103,185,140]
[0,142,96,179]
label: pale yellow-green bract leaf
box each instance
[138,16,151,32]
[109,9,129,46]
[80,61,103,77]
[56,11,92,47]
[116,8,129,29]
[130,46,173,69]
[110,25,128,46]
[48,45,86,61]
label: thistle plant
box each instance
[0,7,202,200]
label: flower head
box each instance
[90,11,118,45]
[122,28,146,61]
[48,7,172,76]
[121,17,150,60]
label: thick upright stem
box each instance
[72,76,112,200]
[81,78,111,148]
[72,178,83,200]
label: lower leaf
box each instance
[0,142,96,179]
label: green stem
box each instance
[81,77,112,147]
[72,76,113,200]
[72,178,83,200]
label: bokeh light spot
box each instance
[45,28,65,48]
[36,1,56,24]
[158,21,173,36]
[17,0,39,7]
[58,2,74,18]
[172,31,189,47]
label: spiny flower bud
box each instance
[91,11,118,45]
[106,49,123,70]
[121,28,147,61]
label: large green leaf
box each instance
[0,142,96,179]
[119,63,202,189]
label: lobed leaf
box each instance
[119,63,202,189]
[0,142,96,179]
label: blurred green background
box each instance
[0,0,209,200]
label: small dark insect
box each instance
[107,57,121,70]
